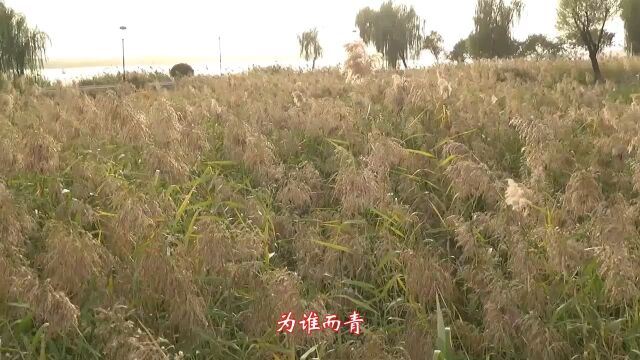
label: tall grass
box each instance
[1,56,640,359]
[77,70,172,89]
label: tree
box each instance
[449,38,469,63]
[468,0,524,59]
[0,2,48,77]
[557,0,620,83]
[355,1,425,69]
[297,28,323,70]
[621,0,640,55]
[422,31,445,63]
[517,34,566,59]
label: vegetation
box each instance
[0,72,51,90]
[170,63,195,79]
[557,0,621,83]
[621,0,640,55]
[0,1,48,77]
[342,40,382,84]
[467,0,524,59]
[2,53,640,359]
[517,34,566,60]
[422,31,445,63]
[355,1,426,69]
[298,28,323,70]
[449,39,469,63]
[77,70,172,88]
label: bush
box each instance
[169,63,194,78]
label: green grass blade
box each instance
[313,239,353,253]
[405,148,436,159]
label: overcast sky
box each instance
[3,0,626,66]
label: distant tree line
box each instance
[297,0,640,84]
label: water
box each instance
[41,59,339,84]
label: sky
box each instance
[3,0,627,68]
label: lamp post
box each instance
[120,26,127,81]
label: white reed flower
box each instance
[505,179,532,213]
[436,69,452,99]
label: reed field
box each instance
[3,55,640,359]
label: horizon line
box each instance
[44,55,308,69]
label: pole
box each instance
[120,26,127,81]
[122,37,126,81]
[219,36,222,74]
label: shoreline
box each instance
[43,55,304,69]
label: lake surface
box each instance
[41,60,334,84]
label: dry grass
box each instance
[2,55,640,359]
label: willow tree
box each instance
[621,0,640,55]
[355,1,425,69]
[297,28,323,70]
[557,0,620,83]
[0,2,48,77]
[468,0,524,59]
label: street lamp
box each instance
[120,26,127,81]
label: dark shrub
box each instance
[170,63,195,78]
